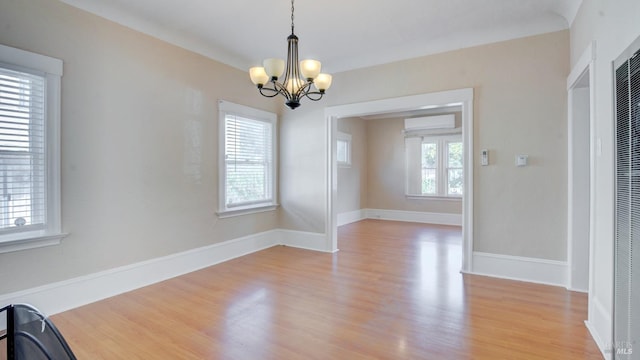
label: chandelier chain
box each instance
[291,0,295,34]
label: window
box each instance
[421,142,437,194]
[336,131,352,167]
[446,141,463,195]
[0,44,64,252]
[218,100,277,217]
[406,135,463,198]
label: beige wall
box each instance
[0,0,572,299]
[365,117,462,214]
[278,102,326,233]
[336,117,367,214]
[570,0,640,349]
[336,113,464,216]
[0,0,280,294]
[281,30,569,261]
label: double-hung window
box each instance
[0,44,64,252]
[406,135,463,198]
[218,100,277,217]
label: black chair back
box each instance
[1,304,77,360]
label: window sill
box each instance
[217,204,279,219]
[0,232,69,254]
[405,195,462,202]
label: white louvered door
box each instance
[614,39,640,360]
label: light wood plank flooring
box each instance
[35,220,603,358]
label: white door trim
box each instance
[567,41,599,348]
[324,88,474,272]
[566,42,596,291]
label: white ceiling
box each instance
[59,0,582,74]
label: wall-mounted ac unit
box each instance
[404,114,455,130]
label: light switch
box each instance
[516,155,528,167]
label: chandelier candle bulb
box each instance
[263,58,285,80]
[300,59,321,80]
[314,73,332,91]
[285,78,302,94]
[249,67,269,86]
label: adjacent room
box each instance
[1,0,639,359]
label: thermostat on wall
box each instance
[481,149,489,166]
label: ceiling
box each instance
[59,0,582,74]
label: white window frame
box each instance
[0,44,66,253]
[217,100,277,218]
[444,139,463,196]
[336,131,352,167]
[406,134,463,200]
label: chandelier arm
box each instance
[271,81,294,101]
[257,86,282,98]
[302,90,325,102]
[294,81,313,98]
[297,81,325,101]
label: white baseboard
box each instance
[280,229,332,252]
[567,285,589,293]
[0,228,325,318]
[585,296,612,359]
[364,208,462,226]
[467,251,568,287]
[337,209,366,226]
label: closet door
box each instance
[631,50,640,360]
[614,46,640,360]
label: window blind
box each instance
[224,114,273,208]
[614,43,640,359]
[0,66,46,233]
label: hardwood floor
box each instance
[44,220,602,359]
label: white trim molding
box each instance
[467,252,568,287]
[585,296,612,360]
[566,40,596,294]
[365,209,462,226]
[566,41,596,91]
[338,209,462,227]
[280,229,333,253]
[0,44,66,253]
[0,233,69,254]
[325,88,474,271]
[337,209,367,226]
[0,229,325,317]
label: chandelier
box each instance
[249,0,332,110]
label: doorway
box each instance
[567,43,595,293]
[324,89,474,272]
